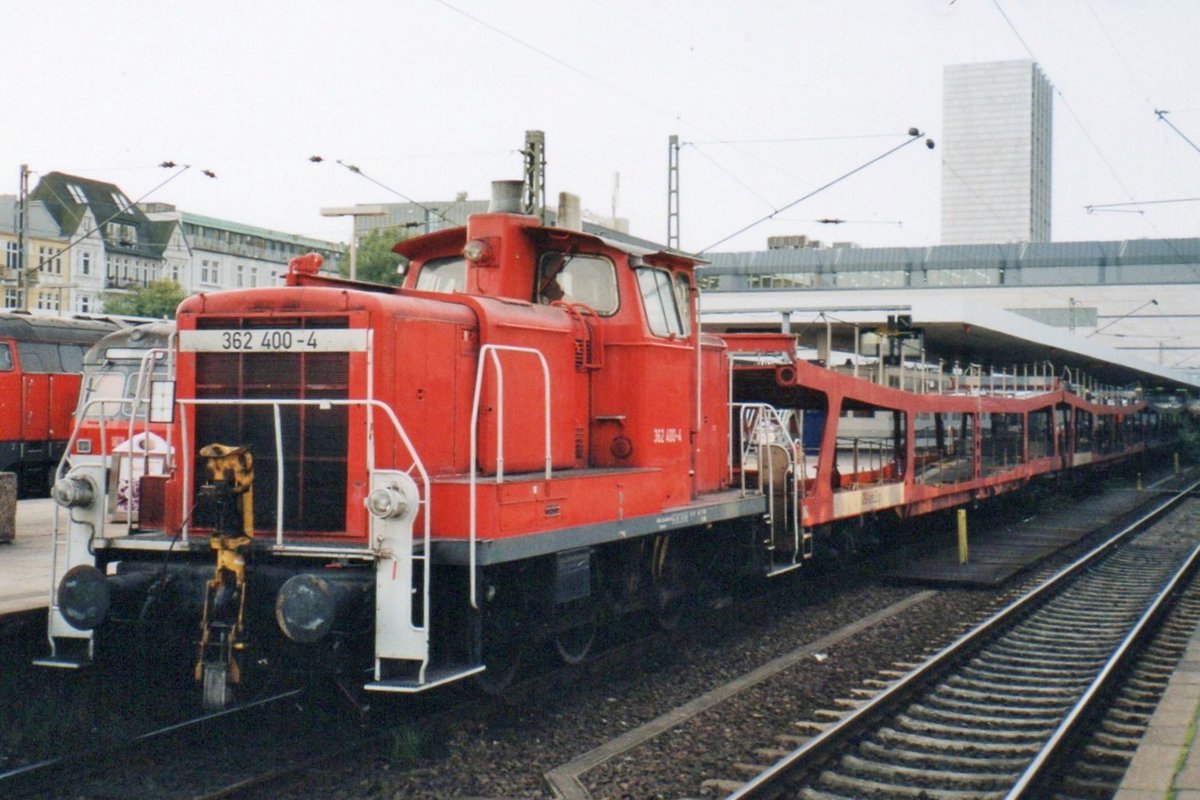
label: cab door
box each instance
[0,341,20,465]
[18,341,53,456]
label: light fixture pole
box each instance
[320,205,386,280]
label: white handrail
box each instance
[468,344,552,609]
[174,397,431,554]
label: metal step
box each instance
[364,663,486,693]
[32,655,89,669]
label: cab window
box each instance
[59,343,87,372]
[0,343,11,371]
[16,341,61,373]
[636,267,687,337]
[415,256,467,293]
[672,272,693,336]
[80,371,131,418]
[536,252,619,314]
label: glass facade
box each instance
[941,60,1052,244]
[701,239,1200,293]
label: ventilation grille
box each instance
[193,316,350,534]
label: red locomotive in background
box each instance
[0,311,121,496]
[41,181,1171,708]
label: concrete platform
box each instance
[883,486,1159,586]
[1115,620,1200,799]
[0,498,59,616]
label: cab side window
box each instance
[537,252,619,314]
[59,344,87,372]
[0,343,11,371]
[16,341,61,373]
[672,272,693,336]
[636,267,687,338]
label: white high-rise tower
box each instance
[941,60,1053,244]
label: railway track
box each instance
[723,480,1200,800]
[1049,588,1200,798]
[0,689,312,799]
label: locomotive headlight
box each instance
[53,475,97,509]
[367,484,410,519]
[462,238,494,264]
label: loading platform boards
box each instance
[882,484,1161,586]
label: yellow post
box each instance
[1137,473,1143,491]
[957,509,969,564]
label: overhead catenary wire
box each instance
[698,130,932,254]
[1086,196,1200,213]
[1154,111,1200,159]
[313,157,456,227]
[991,0,1137,204]
[990,0,1200,355]
[19,163,199,271]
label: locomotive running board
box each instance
[365,664,486,694]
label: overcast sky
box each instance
[3,1,1198,253]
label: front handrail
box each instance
[174,398,430,553]
[468,344,552,609]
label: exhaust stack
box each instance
[556,192,582,231]
[489,180,523,214]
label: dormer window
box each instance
[106,222,137,246]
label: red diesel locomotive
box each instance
[41,182,1168,708]
[0,311,121,496]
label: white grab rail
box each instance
[468,344,552,609]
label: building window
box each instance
[79,295,91,313]
[4,289,21,309]
[201,259,220,284]
[236,264,245,287]
[42,292,60,311]
[80,251,91,275]
[4,241,17,268]
[250,267,258,287]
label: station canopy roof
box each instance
[700,294,1200,394]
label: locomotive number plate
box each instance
[179,329,369,353]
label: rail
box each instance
[1007,496,1200,795]
[468,344,552,609]
[728,475,1200,799]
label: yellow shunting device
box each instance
[195,444,256,694]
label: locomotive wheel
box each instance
[654,586,684,631]
[475,578,527,695]
[554,622,597,665]
[651,535,687,631]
